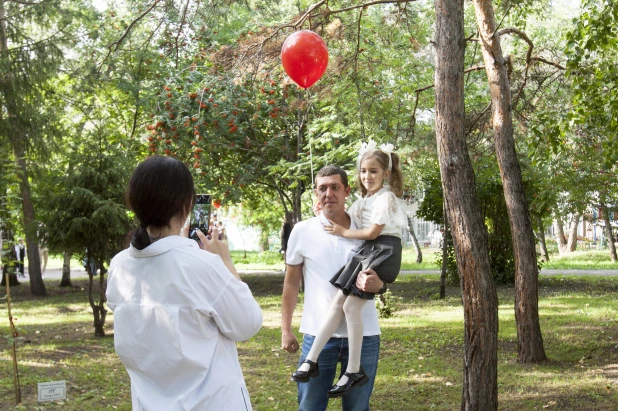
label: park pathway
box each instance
[15,267,618,283]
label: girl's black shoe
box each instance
[327,368,368,397]
[291,359,320,383]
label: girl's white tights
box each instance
[298,290,369,386]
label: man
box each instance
[14,238,26,277]
[281,165,386,411]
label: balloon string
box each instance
[306,88,314,189]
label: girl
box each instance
[291,140,407,397]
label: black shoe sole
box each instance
[291,367,320,383]
[327,375,369,397]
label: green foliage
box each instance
[376,289,397,318]
[39,138,133,268]
[565,0,618,166]
[435,232,459,285]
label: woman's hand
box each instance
[196,227,240,280]
[323,221,347,238]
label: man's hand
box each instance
[282,330,300,353]
[356,268,384,293]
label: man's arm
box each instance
[281,263,303,353]
[356,268,385,293]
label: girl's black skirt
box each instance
[330,235,402,300]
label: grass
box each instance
[541,250,618,270]
[229,247,442,271]
[2,274,618,410]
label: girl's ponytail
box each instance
[389,153,404,198]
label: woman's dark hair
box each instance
[127,156,196,250]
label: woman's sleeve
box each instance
[370,191,408,228]
[203,256,263,342]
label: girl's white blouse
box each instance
[107,236,263,410]
[348,187,408,238]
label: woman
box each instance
[107,156,263,410]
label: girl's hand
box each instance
[324,221,347,237]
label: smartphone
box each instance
[189,194,212,241]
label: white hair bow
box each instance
[356,139,395,171]
[379,143,394,171]
[356,139,377,169]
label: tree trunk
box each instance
[554,218,568,254]
[0,3,44,296]
[59,251,72,287]
[566,214,581,252]
[1,262,20,287]
[87,256,107,337]
[534,214,549,262]
[434,1,498,409]
[472,0,546,365]
[407,217,423,263]
[600,204,617,262]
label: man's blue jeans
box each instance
[297,334,380,411]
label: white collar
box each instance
[129,235,198,258]
[318,211,358,229]
[365,186,389,199]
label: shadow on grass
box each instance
[3,275,618,410]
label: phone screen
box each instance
[189,194,212,241]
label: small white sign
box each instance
[38,380,67,402]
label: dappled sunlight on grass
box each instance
[3,275,618,409]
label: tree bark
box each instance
[566,214,581,252]
[600,204,617,262]
[59,251,73,287]
[0,2,45,295]
[554,217,568,254]
[434,1,498,409]
[472,0,546,364]
[407,217,423,263]
[534,214,549,262]
[87,256,107,337]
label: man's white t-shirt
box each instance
[286,212,381,337]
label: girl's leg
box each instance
[297,290,347,372]
[337,295,369,384]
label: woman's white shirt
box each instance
[107,236,263,411]
[348,187,408,238]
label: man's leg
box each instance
[297,334,341,411]
[340,335,380,411]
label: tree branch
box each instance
[100,0,162,67]
[7,0,40,5]
[321,0,419,15]
[530,56,565,70]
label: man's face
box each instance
[314,175,351,219]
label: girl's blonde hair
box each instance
[356,149,404,198]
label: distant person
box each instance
[107,155,262,410]
[216,220,227,242]
[280,212,293,260]
[39,244,49,273]
[14,238,26,277]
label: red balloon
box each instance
[281,30,328,89]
